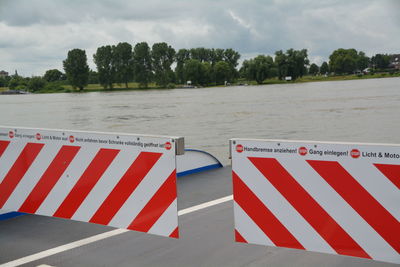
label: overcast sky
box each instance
[0,0,399,76]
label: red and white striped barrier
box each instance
[231,139,400,264]
[0,126,183,238]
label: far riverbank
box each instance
[1,72,399,94]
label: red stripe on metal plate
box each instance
[53,148,120,219]
[169,227,179,239]
[0,143,44,208]
[249,157,371,259]
[19,145,81,213]
[235,229,248,243]
[128,170,177,232]
[90,152,162,225]
[0,140,10,158]
[374,163,400,190]
[233,171,304,250]
[308,160,400,254]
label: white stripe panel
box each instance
[148,199,178,237]
[109,153,175,228]
[0,142,26,184]
[280,158,399,262]
[234,157,335,254]
[3,144,61,211]
[37,146,99,216]
[340,161,400,221]
[72,149,140,222]
[233,201,275,246]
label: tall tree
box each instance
[371,54,390,69]
[214,61,232,84]
[223,48,240,79]
[114,42,133,88]
[357,51,370,71]
[43,69,64,82]
[152,42,176,87]
[133,42,152,88]
[329,48,358,74]
[309,63,319,76]
[275,49,308,80]
[210,48,224,66]
[201,62,213,85]
[93,45,116,89]
[190,47,210,62]
[63,48,89,90]
[183,59,204,85]
[240,59,251,80]
[175,49,190,84]
[287,48,309,79]
[241,55,276,84]
[320,61,329,74]
[275,50,289,80]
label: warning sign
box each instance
[231,138,400,264]
[0,126,181,238]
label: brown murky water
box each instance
[1,77,399,164]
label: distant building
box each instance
[0,70,8,78]
[389,54,400,70]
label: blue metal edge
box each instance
[176,149,223,177]
[0,211,26,221]
[177,163,222,177]
[184,149,223,166]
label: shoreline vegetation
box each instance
[1,72,399,94]
[1,42,399,94]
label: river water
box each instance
[1,77,399,165]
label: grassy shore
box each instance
[1,72,399,93]
[63,82,161,91]
[61,82,163,93]
[0,82,160,93]
[258,72,400,85]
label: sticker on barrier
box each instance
[0,126,182,238]
[231,139,400,264]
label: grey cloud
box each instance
[0,0,210,26]
[0,0,399,75]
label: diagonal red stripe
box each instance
[0,143,44,208]
[90,152,163,225]
[374,163,400,190]
[233,171,304,250]
[19,145,81,214]
[128,170,177,232]
[249,157,371,259]
[235,229,248,243]
[169,227,179,239]
[53,148,120,219]
[0,140,10,158]
[308,160,400,254]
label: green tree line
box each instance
[1,44,397,92]
[62,43,242,90]
[0,69,67,92]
